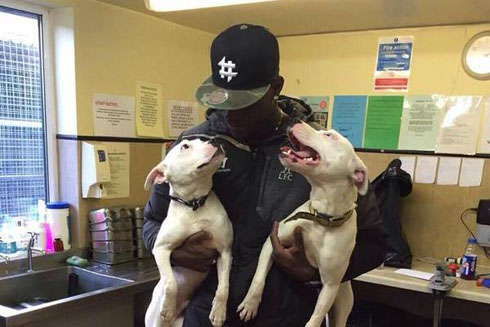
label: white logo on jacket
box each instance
[278,167,293,181]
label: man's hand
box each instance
[270,221,319,282]
[170,231,219,272]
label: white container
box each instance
[46,202,71,250]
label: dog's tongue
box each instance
[295,149,315,158]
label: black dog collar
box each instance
[165,194,209,211]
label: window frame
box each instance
[0,0,59,202]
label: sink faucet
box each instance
[27,232,44,273]
[0,253,10,275]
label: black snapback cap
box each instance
[195,24,279,110]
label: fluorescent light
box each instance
[145,0,277,12]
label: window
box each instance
[0,3,52,228]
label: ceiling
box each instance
[97,0,490,37]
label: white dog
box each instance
[144,138,233,327]
[237,122,368,327]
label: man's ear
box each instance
[144,163,167,191]
[271,75,284,96]
[351,156,368,195]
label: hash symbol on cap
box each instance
[218,56,238,82]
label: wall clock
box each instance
[462,31,490,80]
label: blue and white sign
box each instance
[374,36,414,92]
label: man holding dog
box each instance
[143,24,386,327]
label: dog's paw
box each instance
[209,298,226,327]
[159,300,176,324]
[236,296,260,322]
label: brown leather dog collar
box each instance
[284,204,354,227]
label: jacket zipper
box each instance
[238,149,259,327]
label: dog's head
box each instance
[144,138,225,191]
[279,122,368,195]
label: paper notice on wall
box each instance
[136,81,163,138]
[398,95,445,151]
[374,36,414,92]
[435,96,482,155]
[414,156,438,184]
[459,158,484,187]
[300,96,329,129]
[436,157,461,185]
[399,156,416,180]
[93,93,135,137]
[331,96,367,148]
[167,100,199,138]
[478,97,490,154]
[101,142,130,198]
[364,96,404,150]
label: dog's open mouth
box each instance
[280,130,320,166]
[197,146,223,169]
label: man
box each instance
[143,24,386,327]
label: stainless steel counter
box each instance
[0,255,159,327]
[86,257,159,283]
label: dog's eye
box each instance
[324,132,332,138]
[181,144,190,150]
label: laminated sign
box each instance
[374,36,414,92]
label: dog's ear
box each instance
[351,156,368,195]
[144,164,167,191]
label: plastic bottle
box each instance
[42,222,55,253]
[28,221,46,251]
[53,236,64,252]
[461,237,478,280]
[46,202,71,250]
[14,220,27,251]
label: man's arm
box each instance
[142,182,171,252]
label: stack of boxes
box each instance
[131,206,151,259]
[88,206,151,265]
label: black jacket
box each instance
[143,97,387,327]
[372,159,413,268]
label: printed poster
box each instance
[101,142,130,199]
[93,93,136,137]
[364,96,404,150]
[167,100,199,138]
[398,95,445,151]
[435,96,482,155]
[374,36,414,92]
[331,96,367,148]
[136,81,164,138]
[479,97,490,154]
[300,96,329,129]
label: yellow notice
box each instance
[136,81,164,137]
[167,100,199,138]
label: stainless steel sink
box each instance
[0,266,132,310]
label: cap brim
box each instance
[195,76,270,110]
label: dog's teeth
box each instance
[287,150,291,155]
